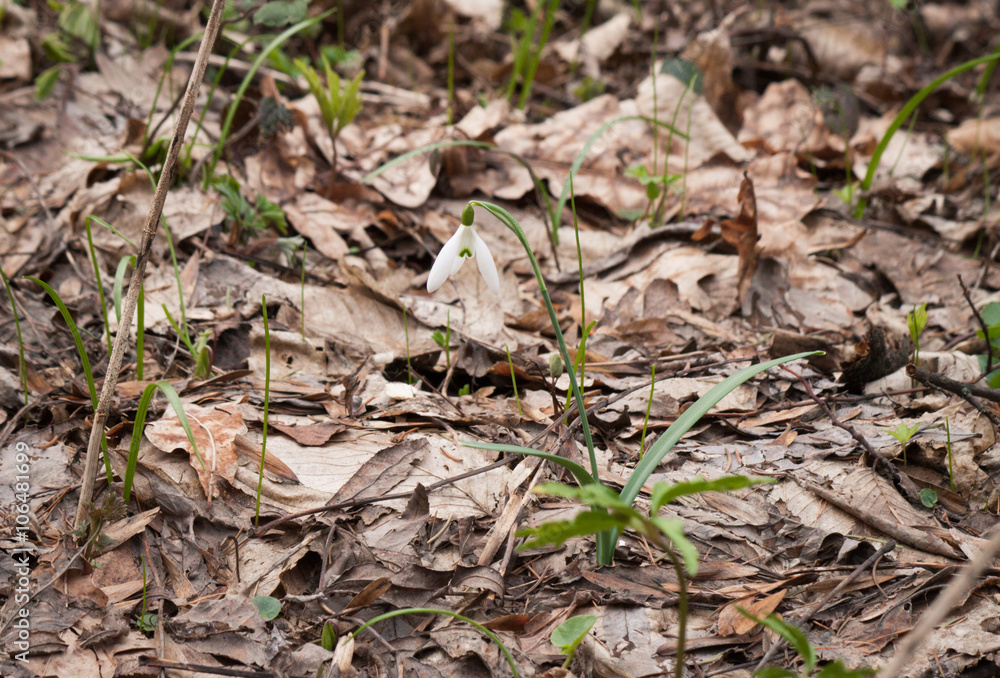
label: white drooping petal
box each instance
[473,228,500,294]
[427,228,464,292]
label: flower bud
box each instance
[461,204,475,226]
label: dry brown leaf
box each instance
[718,590,786,636]
[145,402,247,500]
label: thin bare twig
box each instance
[879,525,1000,678]
[783,366,920,501]
[754,540,896,672]
[907,363,1000,431]
[75,0,228,530]
[958,275,994,380]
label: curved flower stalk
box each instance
[460,201,612,562]
[427,205,500,294]
[456,200,820,567]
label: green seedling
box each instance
[255,295,272,525]
[253,595,281,621]
[551,615,597,669]
[36,0,99,98]
[431,310,451,370]
[320,621,337,651]
[27,277,111,481]
[123,381,203,503]
[458,383,471,397]
[353,608,520,677]
[137,556,157,634]
[907,303,928,366]
[520,476,775,678]
[920,488,938,508]
[205,11,334,185]
[456,200,821,565]
[505,0,560,109]
[886,422,920,465]
[214,175,287,241]
[738,610,875,678]
[1,269,28,405]
[293,52,364,171]
[975,301,1000,385]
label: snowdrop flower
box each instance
[426,204,500,294]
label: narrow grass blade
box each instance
[854,52,1000,219]
[0,269,28,404]
[26,276,112,480]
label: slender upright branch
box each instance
[959,275,995,380]
[75,0,227,530]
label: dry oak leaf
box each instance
[145,402,248,500]
[694,171,760,305]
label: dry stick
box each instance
[754,540,896,672]
[879,525,1000,678]
[74,0,227,530]
[783,366,921,501]
[907,363,1000,431]
[958,274,995,380]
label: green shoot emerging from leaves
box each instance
[551,615,596,669]
[907,303,928,367]
[294,53,364,170]
[886,422,920,465]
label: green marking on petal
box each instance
[458,248,473,258]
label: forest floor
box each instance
[4,1,1000,677]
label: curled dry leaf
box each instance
[145,402,247,500]
[694,171,760,306]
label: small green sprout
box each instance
[320,621,337,651]
[886,422,921,465]
[253,595,281,621]
[907,303,928,366]
[294,53,364,170]
[920,488,938,508]
[551,615,597,669]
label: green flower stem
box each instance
[352,608,519,678]
[469,200,613,562]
